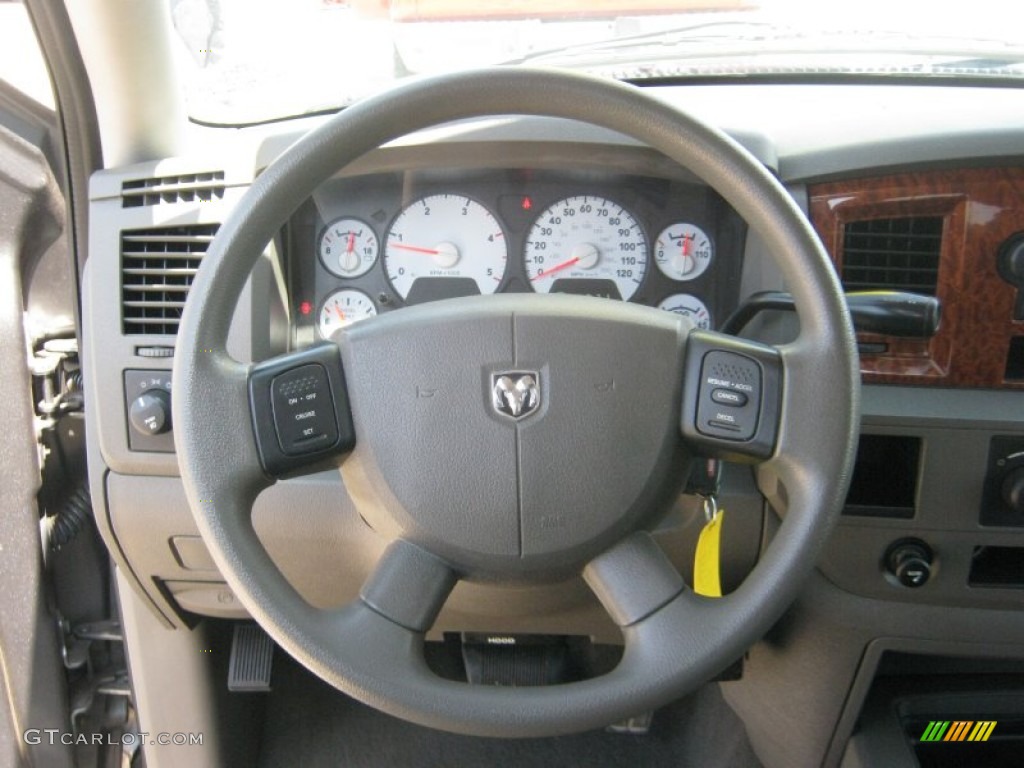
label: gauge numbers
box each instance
[654,223,713,281]
[658,293,712,330]
[384,195,507,302]
[318,289,377,339]
[525,195,647,301]
[318,217,379,278]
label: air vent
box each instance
[121,172,225,208]
[121,224,218,335]
[841,216,943,295]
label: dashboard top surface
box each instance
[151,82,1024,188]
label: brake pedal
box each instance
[228,623,274,692]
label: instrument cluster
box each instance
[285,167,746,345]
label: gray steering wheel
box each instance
[172,68,859,737]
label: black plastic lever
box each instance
[997,234,1024,320]
[721,290,941,339]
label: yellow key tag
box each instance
[694,499,724,598]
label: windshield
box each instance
[170,0,1024,125]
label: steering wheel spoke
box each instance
[679,329,784,463]
[583,532,688,627]
[247,343,356,478]
[359,539,458,632]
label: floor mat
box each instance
[257,656,762,768]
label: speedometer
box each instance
[524,196,647,301]
[384,194,507,304]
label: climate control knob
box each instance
[886,540,933,588]
[1000,466,1024,515]
[128,389,172,436]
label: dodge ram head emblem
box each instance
[491,371,541,420]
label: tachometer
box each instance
[524,195,647,301]
[384,195,507,303]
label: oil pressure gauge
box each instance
[319,217,379,278]
[318,289,377,339]
[654,223,713,281]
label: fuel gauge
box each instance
[318,289,378,339]
[658,293,712,330]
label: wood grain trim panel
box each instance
[809,168,1024,388]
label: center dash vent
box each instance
[121,224,218,335]
[121,171,225,208]
[841,216,943,295]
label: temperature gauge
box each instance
[654,223,713,281]
[318,289,377,339]
[319,217,379,278]
[658,293,712,330]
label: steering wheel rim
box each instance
[172,67,859,736]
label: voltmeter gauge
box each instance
[658,293,712,330]
[654,223,713,281]
[318,289,377,339]
[318,218,379,278]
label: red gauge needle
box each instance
[531,256,580,282]
[346,232,355,253]
[390,243,440,255]
[682,235,691,257]
[333,305,347,322]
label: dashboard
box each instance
[285,166,746,347]
[77,83,1024,768]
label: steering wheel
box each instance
[172,68,859,737]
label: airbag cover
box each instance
[339,294,689,577]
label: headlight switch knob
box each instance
[128,389,172,436]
